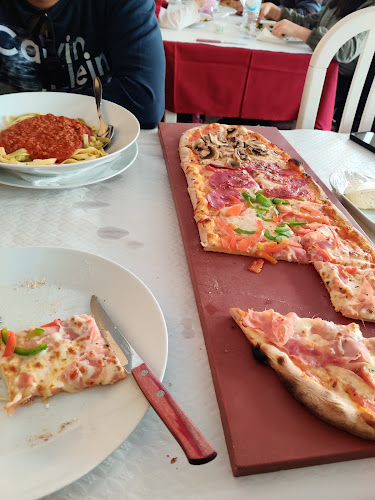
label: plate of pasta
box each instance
[0,92,140,176]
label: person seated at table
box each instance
[219,0,323,15]
[258,0,374,129]
[157,0,206,30]
[0,0,165,129]
[270,0,324,14]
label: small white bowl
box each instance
[0,92,140,176]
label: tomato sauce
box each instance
[0,113,93,163]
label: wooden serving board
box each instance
[158,122,375,477]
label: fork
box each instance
[93,77,114,147]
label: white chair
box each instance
[296,6,375,134]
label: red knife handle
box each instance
[132,362,217,465]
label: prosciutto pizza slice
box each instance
[230,307,375,440]
[313,262,375,322]
[0,314,126,414]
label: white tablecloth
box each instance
[161,11,312,54]
[2,128,375,500]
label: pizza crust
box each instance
[230,307,375,440]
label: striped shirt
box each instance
[274,0,324,14]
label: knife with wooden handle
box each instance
[90,295,217,465]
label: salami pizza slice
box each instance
[0,314,127,414]
[230,307,375,440]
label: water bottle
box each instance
[240,0,261,37]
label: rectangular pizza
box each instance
[179,123,375,322]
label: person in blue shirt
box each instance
[220,0,323,15]
[0,0,166,129]
[271,0,324,15]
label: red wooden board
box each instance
[158,122,375,476]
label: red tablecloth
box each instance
[164,41,338,130]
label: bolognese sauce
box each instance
[0,114,93,163]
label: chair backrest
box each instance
[296,6,375,133]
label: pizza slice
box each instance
[230,307,375,440]
[0,314,127,414]
[313,261,375,322]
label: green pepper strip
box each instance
[264,230,285,243]
[287,221,308,226]
[25,327,45,340]
[275,227,291,236]
[256,192,273,208]
[256,207,268,218]
[14,344,48,356]
[272,198,290,205]
[234,228,256,235]
[1,327,48,356]
[242,191,255,208]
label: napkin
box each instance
[255,27,286,45]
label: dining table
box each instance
[161,12,339,130]
[1,123,375,499]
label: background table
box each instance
[1,128,375,499]
[162,15,338,130]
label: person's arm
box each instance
[74,0,165,129]
[281,7,367,67]
[159,0,204,30]
[281,0,323,15]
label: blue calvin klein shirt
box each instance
[0,0,166,128]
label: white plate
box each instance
[0,92,140,175]
[330,170,375,231]
[189,13,214,27]
[0,142,137,189]
[0,247,168,500]
[214,5,237,18]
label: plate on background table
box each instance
[0,142,138,189]
[0,247,168,500]
[189,13,214,27]
[214,5,237,18]
[330,170,375,232]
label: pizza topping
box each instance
[248,259,264,273]
[234,228,255,235]
[207,187,241,209]
[243,309,297,345]
[25,328,45,340]
[209,169,258,190]
[3,331,16,357]
[1,328,48,357]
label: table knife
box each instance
[90,295,217,465]
[196,38,248,46]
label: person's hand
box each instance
[257,2,281,23]
[194,0,206,9]
[271,19,311,41]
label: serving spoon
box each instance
[93,76,114,147]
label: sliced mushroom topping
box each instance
[227,156,241,168]
[237,126,249,136]
[209,133,228,146]
[200,145,219,162]
[192,138,206,154]
[245,139,267,150]
[227,127,237,137]
[233,149,242,161]
[250,147,270,156]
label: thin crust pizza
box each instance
[179,124,375,321]
[230,307,375,440]
[0,314,126,414]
